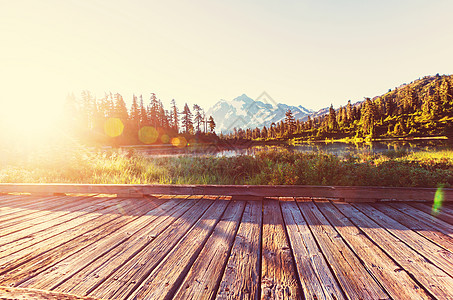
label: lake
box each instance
[125,138,452,158]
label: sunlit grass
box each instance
[0,145,451,187]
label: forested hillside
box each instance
[225,74,453,141]
[63,92,217,146]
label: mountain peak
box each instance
[207,95,313,133]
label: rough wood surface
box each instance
[373,203,453,252]
[409,202,453,225]
[353,203,453,276]
[128,198,229,300]
[1,183,452,202]
[335,202,453,299]
[261,199,302,300]
[216,201,262,300]
[298,201,389,300]
[90,198,222,300]
[281,200,344,300]
[0,286,102,300]
[316,201,431,300]
[4,194,453,300]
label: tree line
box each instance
[223,74,453,141]
[64,91,216,145]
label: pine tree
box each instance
[170,99,179,133]
[208,116,216,133]
[182,103,193,134]
[328,104,338,131]
[193,104,203,133]
[284,109,296,135]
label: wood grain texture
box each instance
[353,203,453,276]
[0,286,102,300]
[298,201,389,300]
[316,201,431,300]
[281,200,344,300]
[335,202,453,299]
[261,199,302,300]
[216,201,262,300]
[1,183,451,202]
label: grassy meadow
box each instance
[0,144,452,188]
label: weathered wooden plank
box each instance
[0,183,452,202]
[409,202,453,225]
[260,199,302,300]
[0,196,108,238]
[0,198,164,286]
[373,203,453,252]
[0,195,64,218]
[0,197,144,255]
[23,197,196,290]
[281,200,344,300]
[126,199,230,300]
[90,198,226,300]
[334,202,453,299]
[316,201,431,300]
[388,202,453,237]
[171,200,245,300]
[0,286,101,300]
[216,201,262,300]
[298,201,389,300]
[353,203,453,276]
[0,196,96,227]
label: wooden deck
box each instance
[0,193,453,299]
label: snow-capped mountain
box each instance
[207,94,314,133]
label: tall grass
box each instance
[0,146,452,187]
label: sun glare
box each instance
[1,101,62,147]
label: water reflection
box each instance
[125,138,451,158]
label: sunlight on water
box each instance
[432,185,444,216]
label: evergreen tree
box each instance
[328,104,338,131]
[182,103,193,134]
[284,109,296,135]
[170,99,179,133]
[208,116,216,133]
[193,104,203,133]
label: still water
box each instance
[128,138,452,158]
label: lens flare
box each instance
[432,185,444,216]
[139,126,158,144]
[171,136,187,148]
[161,134,170,144]
[104,118,124,137]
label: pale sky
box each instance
[1,0,453,117]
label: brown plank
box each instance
[0,196,97,228]
[0,195,65,218]
[316,201,431,300]
[53,198,207,296]
[280,200,344,300]
[0,196,109,239]
[126,198,230,300]
[0,286,101,300]
[298,201,388,300]
[0,197,144,256]
[19,197,196,290]
[260,199,302,300]
[388,202,453,237]
[353,203,453,276]
[409,202,453,225]
[334,202,453,299]
[216,201,262,300]
[373,203,453,252]
[171,200,245,300]
[89,197,225,300]
[0,197,163,286]
[1,183,452,202]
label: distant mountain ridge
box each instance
[207,94,313,133]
